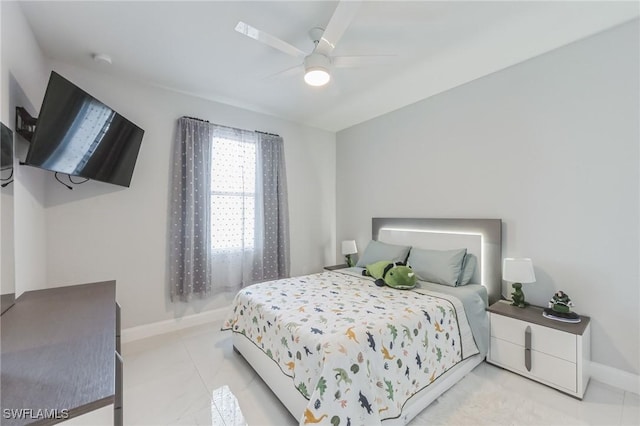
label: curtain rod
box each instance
[181,116,280,137]
[182,115,209,123]
[254,130,280,137]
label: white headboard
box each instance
[372,218,502,304]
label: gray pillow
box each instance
[408,248,467,286]
[458,253,477,286]
[356,240,411,267]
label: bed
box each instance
[222,218,502,425]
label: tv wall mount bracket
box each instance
[15,107,37,143]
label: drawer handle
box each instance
[525,325,532,372]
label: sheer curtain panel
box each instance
[169,118,212,301]
[210,126,258,291]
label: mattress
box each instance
[222,269,488,425]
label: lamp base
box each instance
[345,254,354,267]
[510,282,528,308]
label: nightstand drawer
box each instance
[490,337,577,393]
[491,313,576,362]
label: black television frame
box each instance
[23,71,144,188]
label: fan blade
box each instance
[333,55,396,68]
[235,21,306,58]
[315,0,362,56]
[263,64,304,80]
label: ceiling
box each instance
[18,1,639,132]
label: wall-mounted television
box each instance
[24,71,144,187]
[1,122,13,172]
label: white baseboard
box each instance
[121,307,228,344]
[590,361,640,395]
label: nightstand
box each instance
[487,300,591,399]
[324,264,349,271]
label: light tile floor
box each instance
[122,320,639,425]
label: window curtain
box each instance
[253,132,290,281]
[169,117,290,301]
[169,118,212,301]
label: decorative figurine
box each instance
[510,282,527,308]
[543,290,580,323]
[548,290,574,314]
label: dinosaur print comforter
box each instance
[222,271,479,425]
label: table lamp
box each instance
[503,258,536,308]
[341,240,357,267]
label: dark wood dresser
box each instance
[1,281,122,425]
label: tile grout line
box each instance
[179,328,230,426]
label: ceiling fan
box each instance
[235,0,394,87]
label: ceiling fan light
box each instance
[304,53,331,86]
[304,68,330,86]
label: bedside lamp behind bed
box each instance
[341,240,357,267]
[503,257,536,308]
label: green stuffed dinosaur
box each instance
[362,261,417,290]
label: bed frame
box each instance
[232,218,502,424]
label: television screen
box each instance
[1,122,13,171]
[24,72,144,187]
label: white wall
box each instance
[2,1,335,330]
[336,21,639,375]
[40,62,336,329]
[1,1,50,296]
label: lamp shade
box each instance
[503,258,536,283]
[341,240,357,255]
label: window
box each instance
[210,136,256,251]
[170,117,289,299]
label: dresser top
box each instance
[488,300,591,335]
[1,281,116,425]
